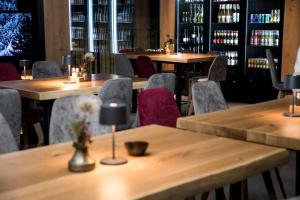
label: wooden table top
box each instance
[0,77,147,101]
[0,125,288,200]
[126,53,216,64]
[177,97,300,151]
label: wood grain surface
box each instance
[0,125,288,200]
[0,77,147,101]
[177,97,300,151]
[126,53,216,64]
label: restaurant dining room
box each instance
[0,0,300,199]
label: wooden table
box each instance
[0,125,288,200]
[127,53,216,109]
[0,77,147,101]
[0,77,147,144]
[177,97,300,195]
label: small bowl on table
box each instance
[124,141,149,156]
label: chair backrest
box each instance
[145,73,176,94]
[266,49,280,89]
[138,87,181,127]
[192,81,228,115]
[0,63,21,81]
[136,56,156,78]
[207,56,227,82]
[98,78,133,129]
[49,95,111,144]
[114,53,134,77]
[32,61,63,79]
[0,113,18,154]
[0,89,21,144]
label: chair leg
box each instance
[274,167,287,199]
[215,188,226,200]
[33,122,44,146]
[277,91,285,99]
[229,180,248,200]
[201,191,210,200]
[21,124,29,149]
[262,171,277,200]
[188,101,194,116]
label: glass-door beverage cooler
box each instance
[245,0,284,78]
[69,0,135,72]
[209,0,245,74]
[176,0,209,54]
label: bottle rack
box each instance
[177,0,207,54]
[210,0,243,73]
[70,0,87,52]
[117,0,134,51]
[245,0,284,77]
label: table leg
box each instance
[175,64,182,110]
[156,62,162,73]
[41,100,54,145]
[296,151,300,195]
[131,89,137,113]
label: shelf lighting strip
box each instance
[88,0,94,52]
[111,0,118,53]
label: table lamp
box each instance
[19,59,30,79]
[282,75,300,117]
[62,54,76,84]
[100,102,128,165]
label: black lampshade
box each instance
[19,59,30,67]
[283,75,300,90]
[61,55,75,65]
[100,102,127,125]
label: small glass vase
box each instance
[68,142,95,172]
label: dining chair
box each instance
[192,81,228,115]
[132,73,176,128]
[98,78,133,130]
[32,60,63,79]
[0,89,21,145]
[138,87,181,127]
[145,73,176,93]
[136,56,156,78]
[0,112,18,154]
[0,64,44,147]
[187,56,227,115]
[266,49,291,98]
[49,95,111,144]
[114,53,134,77]
[0,63,21,81]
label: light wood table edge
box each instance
[138,148,289,200]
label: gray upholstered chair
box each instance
[0,113,18,154]
[0,89,21,145]
[32,61,63,79]
[132,73,176,128]
[49,95,111,144]
[266,49,291,98]
[187,56,227,115]
[144,73,176,94]
[114,53,134,77]
[98,78,133,130]
[192,81,228,115]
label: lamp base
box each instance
[100,157,127,165]
[283,112,300,117]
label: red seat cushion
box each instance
[138,87,181,127]
[136,56,156,78]
[0,63,21,81]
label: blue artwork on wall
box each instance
[0,13,32,57]
[0,0,17,11]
